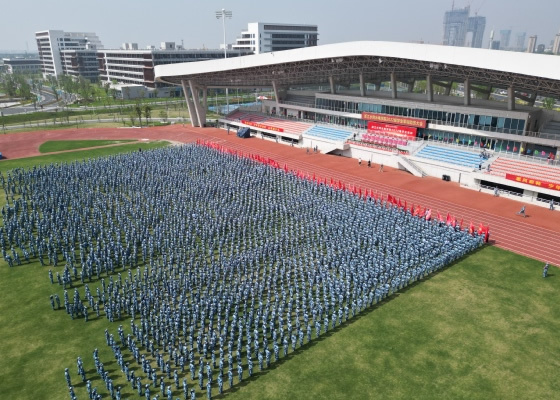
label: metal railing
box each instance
[397,154,425,176]
[536,197,558,207]
[278,100,560,143]
[493,150,560,168]
[479,184,523,197]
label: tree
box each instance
[51,85,60,101]
[159,110,168,122]
[129,113,136,127]
[134,103,143,127]
[143,105,152,125]
[542,97,556,110]
[4,75,17,98]
[413,80,427,94]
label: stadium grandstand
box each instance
[155,41,560,207]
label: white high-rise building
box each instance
[553,33,560,55]
[526,35,537,53]
[35,30,103,78]
[232,23,318,54]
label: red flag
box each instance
[478,223,484,235]
[437,211,443,222]
[484,226,490,242]
[410,203,414,214]
[425,209,432,221]
[469,221,474,235]
[398,198,403,208]
[388,194,393,203]
[451,218,457,228]
[446,213,451,225]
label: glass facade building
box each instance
[315,98,526,135]
[310,98,556,158]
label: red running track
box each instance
[1,125,559,266]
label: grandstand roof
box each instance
[155,41,560,97]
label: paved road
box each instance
[0,90,60,115]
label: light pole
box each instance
[216,8,232,115]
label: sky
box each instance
[1,0,559,51]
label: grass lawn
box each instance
[221,246,560,400]
[1,122,125,134]
[0,141,169,174]
[0,144,558,400]
[39,140,136,153]
[0,238,558,399]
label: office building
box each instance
[552,33,560,55]
[60,50,99,81]
[499,29,511,49]
[527,35,537,53]
[233,23,318,54]
[515,32,526,51]
[97,42,251,88]
[2,58,41,74]
[35,30,103,79]
[122,43,139,50]
[443,6,486,48]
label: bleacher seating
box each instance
[487,157,560,183]
[415,145,483,168]
[305,125,353,141]
[227,111,311,134]
[362,133,408,148]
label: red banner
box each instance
[367,121,417,138]
[505,173,560,191]
[361,112,426,128]
[241,120,284,133]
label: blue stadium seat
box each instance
[415,145,482,168]
[305,125,353,141]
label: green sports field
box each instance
[0,143,559,400]
[38,140,136,153]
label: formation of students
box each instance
[0,145,483,399]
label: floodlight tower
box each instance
[216,8,232,114]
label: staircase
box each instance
[396,154,426,177]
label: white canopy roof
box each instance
[155,41,560,96]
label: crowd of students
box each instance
[1,145,484,399]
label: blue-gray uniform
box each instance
[10,146,483,399]
[237,364,243,382]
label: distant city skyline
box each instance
[1,0,559,51]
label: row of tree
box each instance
[1,74,34,100]
[130,104,152,127]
